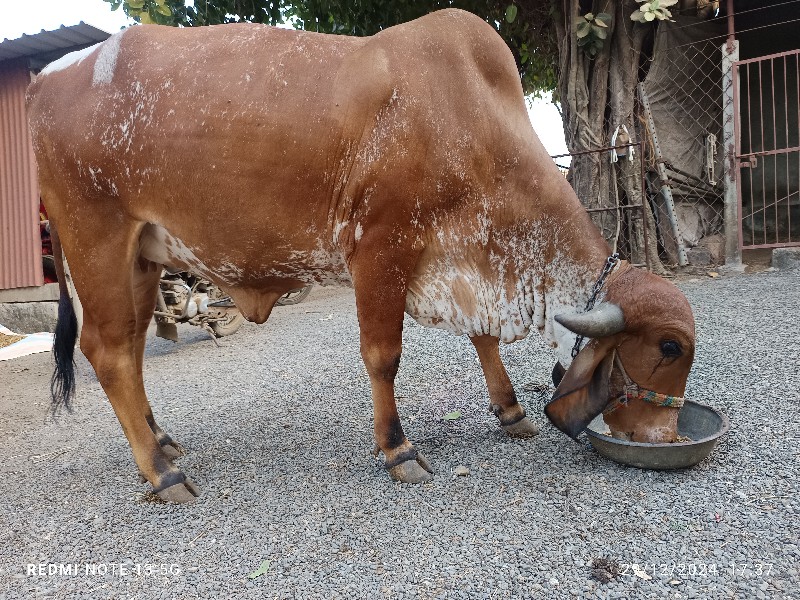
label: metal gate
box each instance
[734,49,800,249]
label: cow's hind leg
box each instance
[471,336,539,438]
[131,262,185,459]
[350,247,433,483]
[65,220,198,503]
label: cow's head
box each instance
[544,265,695,443]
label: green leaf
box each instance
[576,20,591,38]
[248,560,270,579]
[156,4,171,16]
[505,4,517,24]
[442,411,462,421]
[126,0,145,8]
[584,12,594,21]
[592,25,607,39]
[630,9,644,21]
[644,11,656,21]
[596,13,612,26]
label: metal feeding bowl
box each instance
[585,400,729,470]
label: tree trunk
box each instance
[554,0,667,273]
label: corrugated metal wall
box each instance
[0,58,42,290]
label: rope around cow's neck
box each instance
[603,352,685,415]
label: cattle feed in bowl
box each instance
[585,400,729,470]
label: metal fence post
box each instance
[721,31,743,268]
[638,83,688,266]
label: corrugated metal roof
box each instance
[0,23,111,67]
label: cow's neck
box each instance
[405,207,611,367]
[532,221,612,368]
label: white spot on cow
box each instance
[217,261,244,282]
[93,30,125,85]
[100,79,160,152]
[355,223,363,241]
[332,220,349,244]
[40,44,100,76]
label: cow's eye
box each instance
[660,340,683,358]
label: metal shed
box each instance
[0,23,110,295]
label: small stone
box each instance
[454,465,470,477]
[773,247,800,271]
[549,577,559,586]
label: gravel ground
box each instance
[0,269,798,599]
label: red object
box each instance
[39,201,57,283]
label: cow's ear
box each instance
[552,361,566,387]
[544,338,617,439]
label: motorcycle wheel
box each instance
[205,283,245,337]
[276,285,312,306]
[209,311,245,337]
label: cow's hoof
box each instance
[502,417,540,438]
[388,452,434,483]
[155,477,200,503]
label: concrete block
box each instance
[0,283,60,303]
[772,248,800,271]
[0,301,58,334]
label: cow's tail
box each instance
[49,226,78,414]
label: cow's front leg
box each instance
[471,335,539,438]
[351,245,432,483]
[363,342,433,483]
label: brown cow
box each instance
[27,9,695,502]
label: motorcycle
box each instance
[153,271,311,343]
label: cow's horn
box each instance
[554,303,625,339]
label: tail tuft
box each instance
[50,293,78,413]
